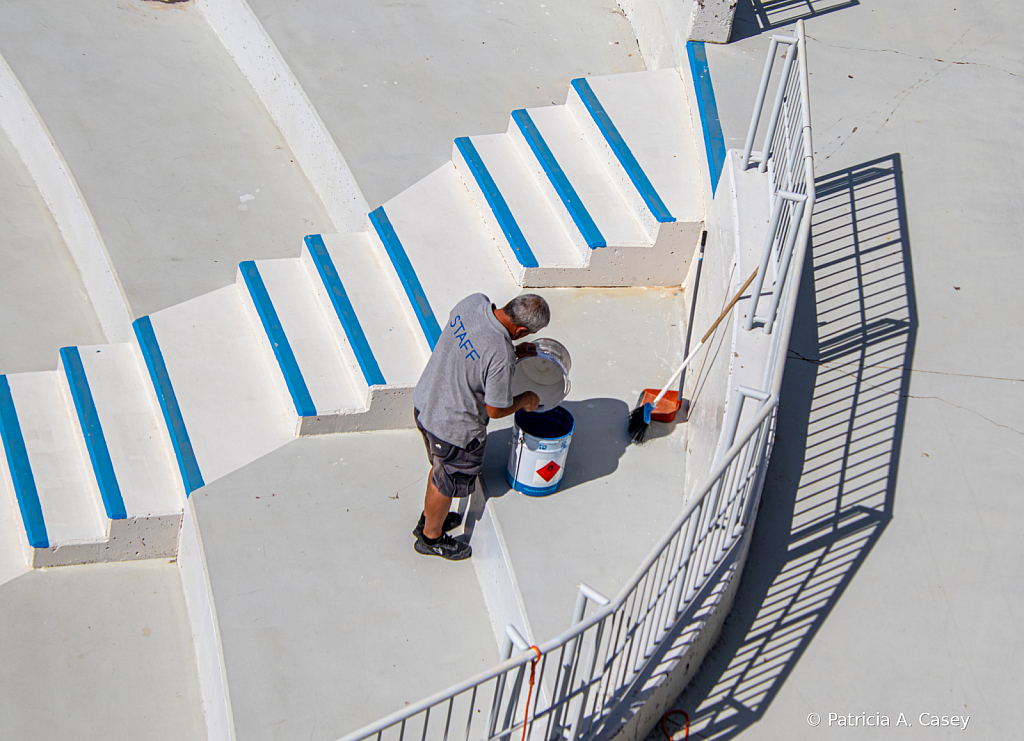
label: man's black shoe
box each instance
[412,511,463,539]
[414,532,472,561]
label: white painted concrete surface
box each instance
[149,285,296,484]
[195,0,370,233]
[0,116,105,374]
[0,560,206,741]
[191,432,500,741]
[0,0,333,317]
[5,372,107,549]
[245,0,646,209]
[76,343,183,519]
[378,163,521,321]
[312,233,429,388]
[243,258,366,415]
[649,3,1024,738]
[0,54,133,343]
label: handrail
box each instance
[335,23,815,741]
[337,397,778,741]
[743,20,815,335]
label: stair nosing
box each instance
[0,375,48,548]
[239,260,318,417]
[133,316,205,495]
[454,136,541,269]
[304,234,387,387]
[571,77,676,224]
[59,346,127,521]
[369,207,442,350]
[511,109,606,249]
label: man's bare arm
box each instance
[486,391,540,419]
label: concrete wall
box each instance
[616,0,737,70]
[681,155,739,497]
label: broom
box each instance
[628,266,760,445]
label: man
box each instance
[412,293,550,560]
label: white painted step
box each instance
[570,69,704,225]
[374,163,521,327]
[454,133,585,268]
[68,343,183,520]
[0,449,30,584]
[514,105,650,248]
[147,285,296,486]
[307,233,429,388]
[241,258,367,415]
[4,372,106,547]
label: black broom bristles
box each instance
[627,402,653,445]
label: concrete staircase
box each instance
[0,67,709,569]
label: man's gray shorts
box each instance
[414,409,484,498]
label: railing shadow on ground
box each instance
[651,154,916,740]
[730,0,859,41]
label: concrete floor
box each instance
[1,0,1021,739]
[650,1,1024,738]
[191,431,501,741]
[0,0,333,318]
[481,287,692,645]
[249,0,646,208]
[0,560,206,741]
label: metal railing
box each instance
[336,24,815,741]
[742,19,815,336]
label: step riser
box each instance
[513,221,700,287]
[31,513,181,567]
[297,386,414,435]
[566,85,660,240]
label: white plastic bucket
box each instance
[506,407,575,496]
[510,338,571,411]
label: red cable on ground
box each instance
[661,710,690,741]
[521,646,542,741]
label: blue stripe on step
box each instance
[454,137,540,268]
[687,41,726,195]
[303,235,386,387]
[133,316,205,495]
[369,206,442,350]
[570,78,675,223]
[511,109,606,249]
[239,261,317,417]
[0,376,48,548]
[59,347,127,520]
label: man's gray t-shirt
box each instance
[413,294,516,448]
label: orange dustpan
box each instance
[638,389,685,423]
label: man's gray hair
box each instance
[503,294,550,333]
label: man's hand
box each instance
[515,342,538,359]
[517,391,541,412]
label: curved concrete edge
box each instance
[601,516,754,741]
[465,485,536,650]
[178,497,234,741]
[0,54,134,344]
[195,0,370,232]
